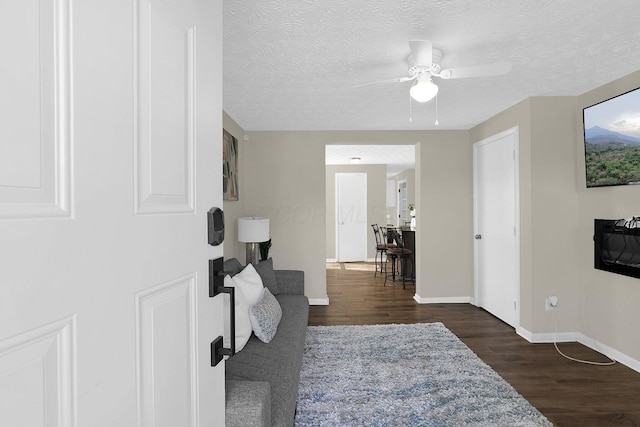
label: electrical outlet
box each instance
[545,295,559,311]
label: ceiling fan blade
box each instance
[439,62,512,79]
[409,40,433,67]
[352,76,415,88]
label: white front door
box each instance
[336,173,367,262]
[0,1,224,426]
[474,127,520,328]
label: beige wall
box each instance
[414,133,474,301]
[574,70,640,361]
[529,97,580,334]
[469,97,580,335]
[242,132,328,302]
[325,164,387,261]
[239,131,471,303]
[470,76,640,364]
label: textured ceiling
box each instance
[223,0,640,131]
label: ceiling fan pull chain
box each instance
[409,93,413,122]
[434,94,439,126]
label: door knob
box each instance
[475,234,482,240]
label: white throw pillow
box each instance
[224,274,252,352]
[249,288,282,343]
[231,263,264,306]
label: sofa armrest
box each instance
[225,381,271,427]
[274,270,305,295]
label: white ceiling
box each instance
[325,145,415,177]
[223,0,640,131]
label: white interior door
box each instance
[474,127,520,328]
[0,1,224,426]
[336,173,367,262]
[398,179,408,227]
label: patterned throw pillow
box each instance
[249,288,282,343]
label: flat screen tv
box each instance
[583,86,640,188]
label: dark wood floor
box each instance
[309,262,640,427]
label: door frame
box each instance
[335,173,367,262]
[473,126,521,327]
[397,179,408,227]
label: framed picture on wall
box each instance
[223,129,238,201]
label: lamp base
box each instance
[245,242,261,265]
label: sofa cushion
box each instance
[226,381,271,427]
[273,270,304,295]
[253,258,279,295]
[250,288,282,343]
[224,258,244,276]
[226,293,309,426]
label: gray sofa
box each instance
[224,258,309,427]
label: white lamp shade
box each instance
[238,217,270,242]
[410,78,439,103]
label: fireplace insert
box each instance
[594,218,640,279]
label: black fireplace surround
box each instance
[594,218,640,279]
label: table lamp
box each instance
[238,216,270,265]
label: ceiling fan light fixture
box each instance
[410,77,439,103]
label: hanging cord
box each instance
[595,219,627,267]
[409,92,413,123]
[434,94,439,125]
[551,309,616,366]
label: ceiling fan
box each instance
[355,40,512,103]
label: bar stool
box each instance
[371,224,385,276]
[371,224,395,277]
[383,229,413,289]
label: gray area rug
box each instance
[295,323,553,427]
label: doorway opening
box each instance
[325,144,416,265]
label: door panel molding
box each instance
[0,0,72,219]
[135,274,198,427]
[134,0,196,215]
[0,316,76,427]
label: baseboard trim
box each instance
[516,328,577,343]
[518,327,640,374]
[413,294,473,304]
[328,289,640,374]
[577,333,640,373]
[325,258,376,263]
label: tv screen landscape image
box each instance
[583,86,640,188]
